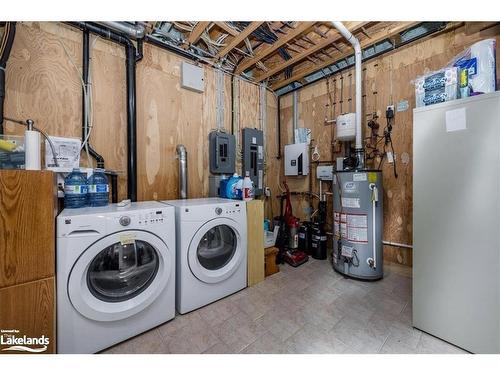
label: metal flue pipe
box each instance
[176,144,188,199]
[95,22,145,39]
[331,21,364,168]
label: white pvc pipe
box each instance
[293,90,298,143]
[331,22,362,151]
[383,240,413,249]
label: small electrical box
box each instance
[284,143,309,176]
[181,61,204,93]
[335,157,344,171]
[336,113,356,141]
[316,165,333,180]
[209,131,235,174]
[242,128,264,196]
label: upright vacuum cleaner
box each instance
[276,181,308,267]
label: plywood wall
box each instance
[272,23,500,266]
[4,22,275,203]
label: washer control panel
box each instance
[132,210,167,226]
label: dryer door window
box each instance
[87,240,159,303]
[197,225,236,270]
[188,218,245,284]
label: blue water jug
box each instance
[64,168,88,208]
[220,173,242,199]
[87,168,109,207]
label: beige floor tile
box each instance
[330,315,388,353]
[255,307,304,342]
[198,297,242,328]
[240,332,286,354]
[163,319,221,354]
[379,320,423,353]
[232,290,275,320]
[212,311,268,353]
[99,261,470,355]
[284,324,351,354]
[102,328,168,354]
[415,332,468,354]
[202,342,238,354]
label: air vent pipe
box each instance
[176,144,188,199]
[96,22,145,39]
[331,21,364,168]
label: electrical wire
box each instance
[58,34,99,168]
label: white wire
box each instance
[81,35,99,168]
[57,35,99,168]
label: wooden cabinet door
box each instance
[0,170,57,288]
[0,278,55,354]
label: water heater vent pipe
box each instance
[176,144,188,199]
[330,22,364,167]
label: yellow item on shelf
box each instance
[0,139,16,152]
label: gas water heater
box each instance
[332,170,383,280]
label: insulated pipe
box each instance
[96,22,145,39]
[176,144,188,199]
[68,22,139,202]
[330,21,364,168]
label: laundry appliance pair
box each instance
[57,198,247,353]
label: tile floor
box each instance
[103,259,468,354]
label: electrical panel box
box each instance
[242,128,264,196]
[336,113,356,141]
[284,143,309,176]
[181,61,204,92]
[316,165,333,180]
[209,131,235,174]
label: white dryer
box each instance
[162,198,247,314]
[56,201,175,354]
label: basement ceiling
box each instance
[146,21,453,94]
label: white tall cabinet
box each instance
[413,91,500,354]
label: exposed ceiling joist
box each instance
[255,21,370,82]
[216,21,263,59]
[214,21,238,36]
[187,21,211,45]
[271,22,423,90]
[234,21,316,74]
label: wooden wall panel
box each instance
[272,23,500,266]
[4,22,271,204]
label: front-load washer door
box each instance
[187,218,243,284]
[68,230,173,322]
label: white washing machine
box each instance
[56,201,175,354]
[162,198,247,314]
